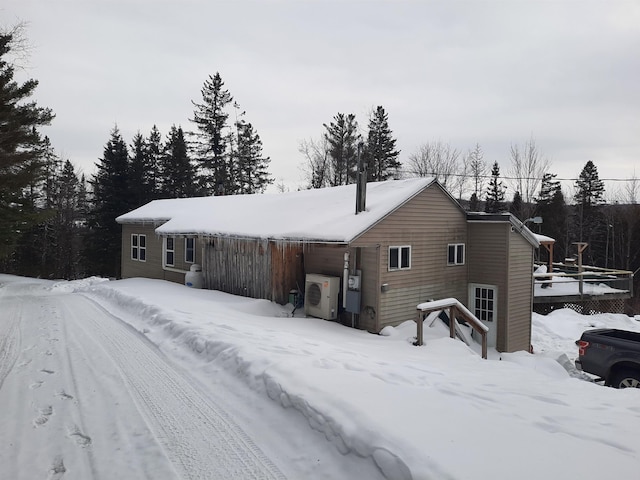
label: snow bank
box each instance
[68,278,640,480]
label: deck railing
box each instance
[416,298,488,359]
[534,262,633,299]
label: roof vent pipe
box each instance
[355,143,367,214]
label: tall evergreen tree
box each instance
[324,113,360,186]
[510,191,523,220]
[145,125,163,199]
[129,132,152,207]
[161,125,197,198]
[54,160,84,279]
[364,106,400,182]
[191,72,233,195]
[85,126,130,277]
[573,160,606,264]
[484,162,505,213]
[234,121,273,194]
[535,173,567,262]
[0,26,55,260]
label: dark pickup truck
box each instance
[575,329,640,388]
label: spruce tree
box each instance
[484,162,505,213]
[324,113,360,186]
[0,27,55,260]
[129,132,151,207]
[191,72,233,195]
[161,125,197,198]
[510,191,523,220]
[535,173,567,261]
[364,106,400,182]
[234,121,273,194]
[86,126,131,277]
[146,125,163,199]
[55,160,83,278]
[573,160,606,263]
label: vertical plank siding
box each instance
[352,185,468,330]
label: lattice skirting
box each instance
[534,299,626,315]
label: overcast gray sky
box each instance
[4,0,640,197]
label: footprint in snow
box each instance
[30,381,44,389]
[67,426,92,448]
[41,369,55,375]
[33,405,53,427]
[47,456,66,480]
[55,390,74,400]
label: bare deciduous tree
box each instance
[509,137,550,220]
[467,143,486,197]
[407,141,463,194]
[298,137,331,189]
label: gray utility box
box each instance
[345,289,361,313]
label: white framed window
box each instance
[389,245,411,271]
[131,234,146,262]
[185,237,195,263]
[164,237,175,267]
[472,285,496,322]
[447,243,465,265]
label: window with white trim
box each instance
[185,237,195,263]
[447,243,465,265]
[472,285,496,322]
[389,245,411,271]
[164,237,175,267]
[131,234,146,262]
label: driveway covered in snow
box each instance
[0,281,285,479]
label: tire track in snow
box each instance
[66,295,285,480]
[0,303,21,391]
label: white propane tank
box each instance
[185,264,203,288]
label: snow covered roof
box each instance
[534,233,555,243]
[116,177,438,243]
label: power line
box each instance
[400,170,638,182]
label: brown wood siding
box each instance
[467,222,509,351]
[270,242,305,304]
[303,244,347,278]
[506,231,534,352]
[204,237,272,300]
[352,184,468,330]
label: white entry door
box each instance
[469,284,498,348]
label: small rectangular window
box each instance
[165,237,175,266]
[185,238,195,263]
[389,246,411,271]
[131,234,146,262]
[447,243,465,265]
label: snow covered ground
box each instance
[1,274,639,479]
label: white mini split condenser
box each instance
[304,274,340,320]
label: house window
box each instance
[447,243,465,265]
[389,246,411,271]
[131,234,146,262]
[185,238,195,263]
[473,286,496,322]
[164,237,175,267]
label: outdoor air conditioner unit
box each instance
[304,274,340,320]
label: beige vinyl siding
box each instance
[506,231,534,351]
[467,222,509,351]
[352,184,467,330]
[358,246,380,332]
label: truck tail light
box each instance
[577,340,590,356]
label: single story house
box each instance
[116,178,539,352]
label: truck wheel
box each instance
[611,369,640,389]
